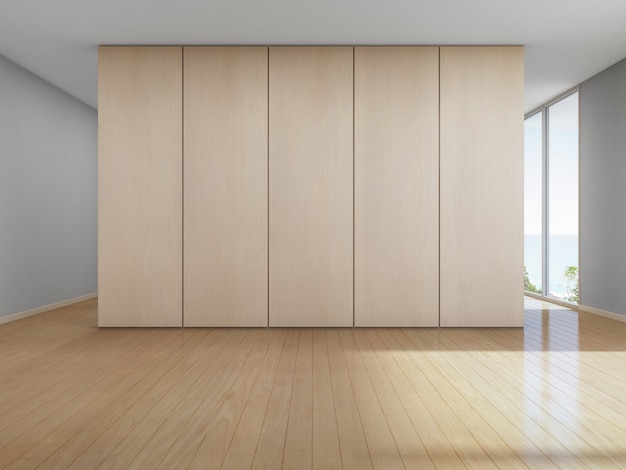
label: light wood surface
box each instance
[183,46,268,327]
[268,47,354,327]
[98,46,183,327]
[354,46,439,327]
[2,297,626,468]
[439,46,524,327]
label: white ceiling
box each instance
[1,0,626,111]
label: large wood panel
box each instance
[98,47,183,327]
[183,47,268,327]
[439,46,524,327]
[354,47,439,327]
[269,47,353,327]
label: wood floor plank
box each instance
[220,330,288,470]
[477,326,626,437]
[176,330,276,469]
[0,328,156,433]
[338,329,405,470]
[311,330,342,470]
[28,330,208,470]
[125,329,258,469]
[95,329,243,469]
[2,329,185,469]
[62,329,211,469]
[521,350,626,432]
[400,328,547,470]
[438,328,621,469]
[417,328,583,469]
[325,329,372,470]
[282,329,314,469]
[466,329,626,465]
[363,330,465,469]
[1,297,626,468]
[0,300,94,350]
[353,330,436,469]
[250,329,299,470]
[523,326,626,393]
[378,329,498,469]
[0,304,135,417]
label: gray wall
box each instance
[580,58,626,316]
[0,54,97,319]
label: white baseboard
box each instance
[0,293,97,326]
[578,304,626,324]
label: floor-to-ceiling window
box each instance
[524,112,543,294]
[524,90,579,303]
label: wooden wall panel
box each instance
[354,47,439,327]
[98,47,182,327]
[440,46,524,327]
[269,47,353,327]
[183,47,268,327]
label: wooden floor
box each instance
[1,298,626,469]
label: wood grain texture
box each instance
[338,330,405,469]
[251,330,299,469]
[98,46,182,327]
[311,330,342,470]
[3,298,626,468]
[325,330,371,469]
[282,330,313,469]
[439,46,524,327]
[183,47,268,327]
[354,46,439,327]
[269,47,354,327]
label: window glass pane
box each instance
[548,92,578,303]
[524,113,543,294]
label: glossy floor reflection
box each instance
[0,297,625,468]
